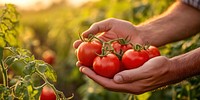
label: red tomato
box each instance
[42,50,55,65]
[111,41,132,56]
[146,46,160,58]
[122,49,149,69]
[93,53,120,78]
[40,86,56,100]
[77,41,102,67]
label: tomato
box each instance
[122,49,149,69]
[146,46,160,58]
[42,50,55,65]
[93,53,120,78]
[77,41,102,67]
[40,86,56,100]
[111,41,132,56]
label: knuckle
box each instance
[107,18,116,22]
[91,22,98,27]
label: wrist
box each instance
[169,57,186,83]
[169,48,200,83]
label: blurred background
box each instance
[1,0,200,100]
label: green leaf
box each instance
[0,84,12,99]
[9,78,18,86]
[5,32,17,46]
[37,63,57,82]
[37,63,48,73]
[0,37,6,48]
[23,62,36,75]
[45,64,57,82]
[137,92,151,100]
[30,89,39,99]
[14,82,27,98]
[0,24,8,33]
[5,56,15,66]
[14,83,22,97]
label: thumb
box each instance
[113,68,149,84]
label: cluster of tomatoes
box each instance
[76,35,160,78]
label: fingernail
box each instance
[79,67,83,72]
[114,75,123,83]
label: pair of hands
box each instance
[73,18,175,94]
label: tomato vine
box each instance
[0,4,73,100]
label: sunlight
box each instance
[68,0,91,7]
[0,0,99,11]
[0,0,61,11]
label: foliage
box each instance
[0,4,73,100]
[0,4,19,47]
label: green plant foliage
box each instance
[0,4,73,100]
[0,4,19,47]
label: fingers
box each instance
[79,66,112,83]
[73,19,111,49]
[79,66,115,88]
[76,61,81,67]
[79,66,129,92]
[96,31,117,42]
[113,68,150,84]
[73,40,82,49]
[82,19,112,38]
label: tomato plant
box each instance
[122,46,149,69]
[93,53,120,78]
[40,86,56,100]
[0,4,73,100]
[77,41,102,67]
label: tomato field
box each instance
[1,0,200,100]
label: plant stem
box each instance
[35,68,66,100]
[1,60,8,86]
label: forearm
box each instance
[170,47,200,82]
[137,1,200,47]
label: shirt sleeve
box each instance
[181,0,200,10]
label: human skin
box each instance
[73,1,200,94]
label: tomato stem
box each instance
[134,44,143,51]
[97,42,110,57]
[35,67,67,100]
[143,42,150,50]
[79,33,85,42]
[88,34,95,42]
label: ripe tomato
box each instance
[111,41,132,56]
[122,49,149,69]
[146,46,160,58]
[40,86,56,100]
[77,41,102,67]
[93,53,120,78]
[42,50,55,65]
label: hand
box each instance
[78,56,177,94]
[73,18,143,49]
